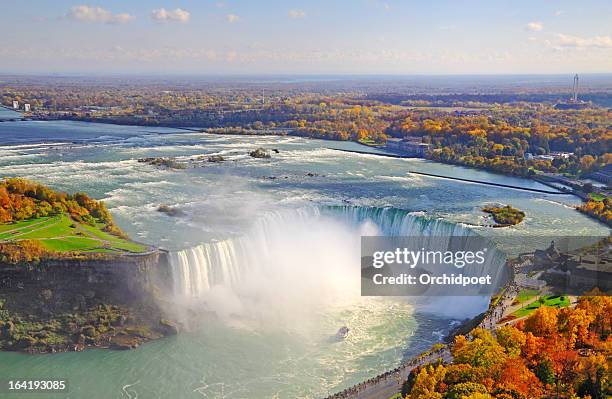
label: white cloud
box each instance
[226,14,240,23]
[151,8,191,23]
[66,5,134,24]
[526,21,543,32]
[554,10,564,16]
[555,33,612,49]
[288,9,306,19]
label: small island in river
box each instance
[482,204,526,227]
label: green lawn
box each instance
[0,214,146,254]
[358,138,385,147]
[512,295,570,318]
[0,216,56,236]
[516,289,539,304]
[38,236,102,252]
[588,192,605,201]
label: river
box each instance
[0,120,608,399]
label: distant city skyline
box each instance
[1,0,611,75]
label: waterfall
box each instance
[319,206,475,237]
[167,206,506,298]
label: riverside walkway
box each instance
[323,348,452,399]
[323,284,520,399]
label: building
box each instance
[385,137,431,157]
[541,240,612,294]
[591,164,612,185]
[24,104,31,112]
[12,101,18,109]
[532,154,555,161]
[549,151,573,159]
[530,152,573,161]
[564,248,612,293]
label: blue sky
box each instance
[1,0,611,74]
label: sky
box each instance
[1,0,611,75]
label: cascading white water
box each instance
[167,206,506,299]
[168,240,243,296]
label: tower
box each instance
[572,74,579,102]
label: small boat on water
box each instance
[336,326,349,340]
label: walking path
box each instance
[0,216,61,241]
[323,284,521,399]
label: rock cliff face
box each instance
[0,251,177,353]
[0,251,171,305]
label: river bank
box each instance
[0,118,606,398]
[323,252,524,399]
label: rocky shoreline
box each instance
[0,250,179,353]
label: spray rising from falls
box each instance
[167,206,506,300]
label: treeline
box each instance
[367,93,612,107]
[4,81,610,178]
[0,240,49,264]
[0,178,124,237]
[388,111,611,177]
[403,296,610,399]
[578,198,612,226]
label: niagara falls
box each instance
[0,119,608,398]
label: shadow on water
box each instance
[400,310,457,363]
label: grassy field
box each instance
[0,214,146,254]
[358,138,385,147]
[515,289,539,304]
[512,295,570,318]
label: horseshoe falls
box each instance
[0,122,607,399]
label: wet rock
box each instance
[159,319,179,336]
[112,314,128,327]
[110,334,140,350]
[16,336,37,349]
[33,330,49,339]
[138,157,186,169]
[1,321,15,338]
[207,155,225,163]
[157,204,186,217]
[81,325,97,337]
[249,148,271,159]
